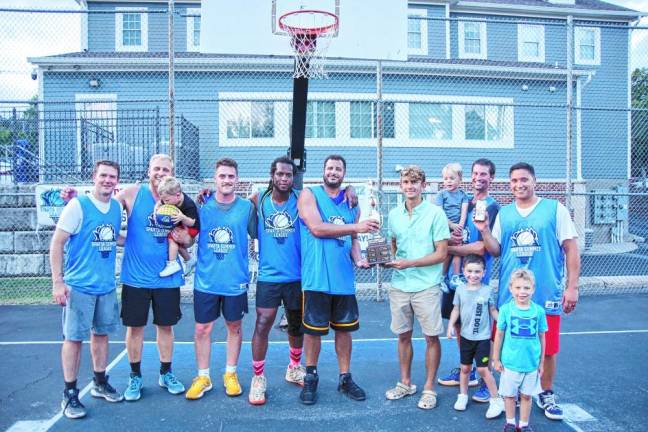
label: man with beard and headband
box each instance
[297,155,379,405]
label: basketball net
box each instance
[279,10,338,79]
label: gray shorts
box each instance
[389,285,443,337]
[62,289,119,341]
[498,368,542,398]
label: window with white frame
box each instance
[518,24,545,63]
[116,8,148,52]
[409,103,453,140]
[350,101,395,139]
[306,101,335,138]
[458,21,487,59]
[226,101,274,139]
[186,8,200,51]
[575,26,600,65]
[464,105,507,141]
[407,9,428,56]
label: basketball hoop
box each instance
[278,9,339,79]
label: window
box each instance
[116,8,148,52]
[575,26,600,65]
[226,102,274,139]
[518,24,545,63]
[350,102,395,139]
[306,101,335,138]
[465,105,507,141]
[407,9,428,56]
[187,8,200,51]
[458,21,487,59]
[409,103,453,140]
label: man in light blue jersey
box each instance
[476,162,580,421]
[297,155,379,405]
[185,158,257,401]
[50,160,124,419]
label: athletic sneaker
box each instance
[159,260,182,277]
[300,373,319,405]
[503,424,517,432]
[454,393,468,411]
[124,374,143,401]
[472,379,491,402]
[159,371,185,395]
[61,388,86,419]
[91,377,124,402]
[248,375,267,405]
[186,376,212,400]
[285,364,306,386]
[223,372,243,396]
[536,390,564,420]
[519,426,535,432]
[438,367,479,386]
[485,397,504,419]
[337,373,366,401]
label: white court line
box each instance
[3,328,648,346]
[15,349,128,432]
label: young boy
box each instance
[157,176,200,277]
[447,254,503,419]
[435,163,469,289]
[492,269,547,432]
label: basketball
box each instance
[516,231,535,246]
[98,225,114,241]
[214,229,231,243]
[273,213,290,228]
[155,204,179,228]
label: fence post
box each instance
[168,0,176,161]
[375,61,384,301]
[566,15,574,211]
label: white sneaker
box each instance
[159,260,182,277]
[285,364,306,386]
[184,256,197,276]
[248,375,267,405]
[454,393,468,411]
[486,397,505,419]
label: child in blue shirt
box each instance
[493,269,547,432]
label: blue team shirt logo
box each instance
[92,224,117,258]
[208,227,235,260]
[265,211,295,244]
[510,315,538,338]
[146,212,174,242]
[510,228,541,263]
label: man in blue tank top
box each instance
[50,160,124,419]
[297,155,379,405]
[185,158,257,401]
[439,159,500,402]
[476,162,580,421]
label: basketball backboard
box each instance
[200,0,409,61]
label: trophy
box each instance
[365,180,392,265]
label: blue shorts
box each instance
[193,290,248,323]
[62,289,119,341]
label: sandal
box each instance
[385,382,417,400]
[417,390,438,409]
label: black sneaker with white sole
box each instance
[299,373,319,405]
[91,376,124,402]
[337,373,366,401]
[61,388,86,419]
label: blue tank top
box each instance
[64,195,121,295]
[497,199,564,315]
[257,189,301,283]
[300,186,358,295]
[120,185,184,288]
[194,196,252,296]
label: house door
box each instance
[75,94,117,176]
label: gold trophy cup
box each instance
[365,181,391,265]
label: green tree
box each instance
[632,67,648,177]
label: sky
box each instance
[0,0,646,102]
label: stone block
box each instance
[0,232,14,253]
[0,208,38,231]
[0,254,45,276]
[14,231,53,253]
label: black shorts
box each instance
[441,290,455,320]
[121,285,181,327]
[459,336,491,367]
[302,291,359,336]
[193,290,248,323]
[256,281,302,310]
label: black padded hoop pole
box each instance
[288,39,313,190]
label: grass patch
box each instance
[0,277,52,304]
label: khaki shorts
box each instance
[389,285,443,336]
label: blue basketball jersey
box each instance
[497,199,564,315]
[300,186,358,295]
[64,195,121,295]
[194,196,252,296]
[257,190,301,283]
[465,195,499,284]
[120,185,184,288]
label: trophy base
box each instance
[366,237,391,266]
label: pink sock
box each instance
[252,360,265,376]
[289,347,302,368]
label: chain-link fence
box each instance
[1,5,647,303]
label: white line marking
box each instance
[3,328,648,346]
[12,349,128,432]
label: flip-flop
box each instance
[417,390,438,409]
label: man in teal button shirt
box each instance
[384,165,450,410]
